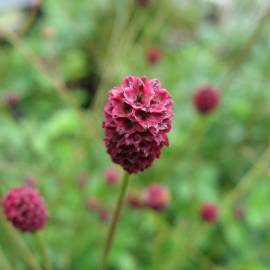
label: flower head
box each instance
[193,85,220,114]
[143,184,170,211]
[200,203,218,223]
[146,47,162,65]
[103,76,173,174]
[104,168,120,185]
[3,186,48,233]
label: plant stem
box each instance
[172,145,270,269]
[0,245,12,270]
[220,7,270,89]
[221,146,270,211]
[0,213,41,270]
[100,171,131,270]
[0,28,98,142]
[35,233,53,270]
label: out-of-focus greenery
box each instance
[1,0,270,269]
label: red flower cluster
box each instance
[200,203,218,223]
[193,86,220,114]
[3,187,48,233]
[103,76,173,174]
[142,184,170,211]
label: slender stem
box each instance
[35,233,53,270]
[221,146,270,211]
[0,28,98,142]
[171,146,270,270]
[220,7,270,89]
[100,171,131,270]
[0,214,41,270]
[0,245,12,270]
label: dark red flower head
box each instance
[200,203,218,223]
[2,186,48,233]
[136,0,150,8]
[103,76,173,174]
[193,85,220,114]
[143,184,170,211]
[104,168,120,185]
[146,47,162,65]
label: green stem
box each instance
[35,233,53,270]
[221,146,270,211]
[220,7,270,89]
[100,171,131,270]
[171,146,270,270]
[0,245,12,270]
[0,214,41,270]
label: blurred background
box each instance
[1,0,270,269]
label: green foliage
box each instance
[1,0,270,269]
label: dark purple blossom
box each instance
[103,76,173,174]
[3,186,48,233]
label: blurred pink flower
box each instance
[193,85,220,114]
[200,203,218,223]
[99,208,110,222]
[3,186,48,233]
[146,47,162,65]
[143,184,170,211]
[104,168,120,185]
